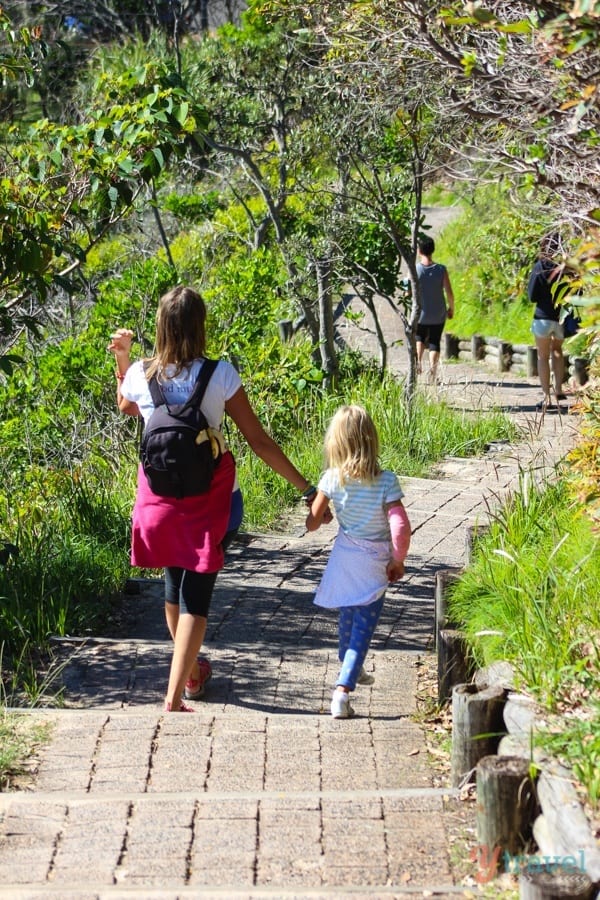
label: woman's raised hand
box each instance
[107,328,135,356]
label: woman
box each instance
[108,285,317,712]
[528,233,571,410]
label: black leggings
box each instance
[164,568,218,617]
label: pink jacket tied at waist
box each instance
[130,450,236,573]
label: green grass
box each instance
[447,474,600,807]
[422,184,461,207]
[0,466,133,699]
[434,185,552,346]
[0,709,51,791]
[233,369,517,530]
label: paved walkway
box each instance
[0,218,583,897]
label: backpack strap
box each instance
[143,359,218,411]
[184,358,218,412]
[143,361,167,409]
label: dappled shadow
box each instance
[49,534,438,713]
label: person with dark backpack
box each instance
[527,232,578,411]
[108,285,316,712]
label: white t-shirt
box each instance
[120,358,242,428]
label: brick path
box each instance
[0,208,581,898]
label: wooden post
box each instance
[472,334,485,361]
[465,523,488,564]
[499,341,512,373]
[451,683,507,787]
[573,357,589,386]
[476,755,539,876]
[438,628,473,705]
[527,346,538,378]
[434,567,462,649]
[444,332,459,359]
[519,867,593,900]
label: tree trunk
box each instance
[316,256,339,390]
[363,289,387,373]
[150,182,176,273]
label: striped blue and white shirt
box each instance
[318,468,404,541]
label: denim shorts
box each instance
[531,318,564,340]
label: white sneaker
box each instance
[357,667,374,686]
[330,690,355,719]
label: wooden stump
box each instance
[476,755,539,874]
[434,567,462,649]
[572,357,589,386]
[527,346,538,377]
[465,523,488,564]
[438,628,473,704]
[451,683,507,786]
[519,867,593,899]
[472,334,485,361]
[444,332,459,359]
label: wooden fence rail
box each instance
[443,333,590,385]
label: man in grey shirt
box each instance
[415,236,455,383]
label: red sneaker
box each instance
[184,657,212,700]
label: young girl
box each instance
[306,405,411,719]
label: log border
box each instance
[443,332,590,385]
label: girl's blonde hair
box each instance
[324,405,381,484]
[145,285,207,380]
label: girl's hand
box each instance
[305,491,332,532]
[386,559,405,583]
[107,328,134,356]
[322,506,334,524]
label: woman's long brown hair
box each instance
[145,285,207,380]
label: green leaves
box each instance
[440,5,533,35]
[1,35,209,321]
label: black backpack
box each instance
[140,359,221,499]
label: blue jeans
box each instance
[336,596,385,691]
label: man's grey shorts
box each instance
[531,318,564,339]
